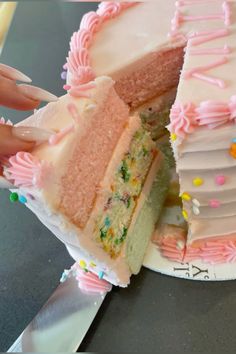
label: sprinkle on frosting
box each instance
[60,269,72,283]
[192,198,200,207]
[19,195,27,204]
[181,192,191,201]
[63,84,71,91]
[209,199,221,208]
[215,175,226,186]
[61,71,67,80]
[9,192,18,203]
[79,260,87,270]
[170,133,177,141]
[182,209,188,220]
[230,143,236,158]
[98,271,105,279]
[193,177,203,187]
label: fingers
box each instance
[0,125,35,155]
[0,63,58,111]
[0,76,40,110]
[0,63,32,83]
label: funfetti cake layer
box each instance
[3,75,169,286]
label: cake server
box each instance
[7,271,108,352]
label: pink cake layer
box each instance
[113,46,184,108]
[59,88,129,228]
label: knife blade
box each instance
[7,271,108,352]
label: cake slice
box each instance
[3,76,169,286]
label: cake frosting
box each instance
[64,0,236,266]
[1,75,169,287]
[1,1,236,290]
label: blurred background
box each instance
[0,2,16,54]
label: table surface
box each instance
[1,2,236,353]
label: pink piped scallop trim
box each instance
[66,2,137,90]
[5,152,52,188]
[168,102,197,138]
[157,233,236,265]
[168,96,236,138]
[75,268,112,295]
[196,96,236,129]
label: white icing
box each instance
[174,1,236,242]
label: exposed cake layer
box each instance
[126,154,170,275]
[113,46,184,108]
[13,77,130,228]
[16,149,166,287]
[59,85,129,228]
[66,1,185,107]
[92,126,156,259]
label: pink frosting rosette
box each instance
[5,152,52,188]
[168,102,197,139]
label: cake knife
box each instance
[7,271,109,352]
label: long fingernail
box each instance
[0,176,15,189]
[12,126,54,142]
[18,84,58,103]
[0,63,32,83]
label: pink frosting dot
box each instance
[215,175,226,186]
[209,199,221,208]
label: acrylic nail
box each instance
[12,126,54,142]
[18,84,58,103]
[0,63,32,83]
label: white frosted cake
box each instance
[1,1,236,291]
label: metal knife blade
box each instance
[7,273,108,352]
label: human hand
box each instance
[0,63,57,155]
[0,63,57,110]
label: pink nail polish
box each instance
[0,63,32,83]
[18,84,58,103]
[12,126,54,142]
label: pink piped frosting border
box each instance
[154,226,236,265]
[66,2,137,89]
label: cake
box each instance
[1,0,236,290]
[63,0,236,266]
[2,76,169,287]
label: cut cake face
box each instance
[3,76,169,286]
